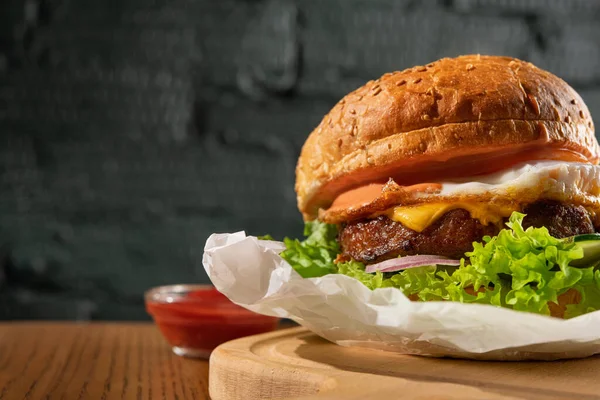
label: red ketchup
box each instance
[145,285,279,358]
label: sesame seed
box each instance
[571,99,577,105]
[413,78,422,84]
[417,66,427,72]
[565,115,572,123]
[372,87,382,96]
[537,122,548,137]
[396,79,406,86]
[421,114,431,121]
[466,64,475,71]
[349,109,356,115]
[551,108,560,120]
[527,93,540,116]
[579,110,585,118]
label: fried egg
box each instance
[320,161,600,230]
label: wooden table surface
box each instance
[0,322,210,400]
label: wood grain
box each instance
[210,327,600,400]
[0,322,209,400]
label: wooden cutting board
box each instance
[209,327,600,400]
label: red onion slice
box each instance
[365,255,461,273]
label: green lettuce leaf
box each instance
[564,269,600,318]
[336,260,390,289]
[276,213,600,318]
[279,221,340,278]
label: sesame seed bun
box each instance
[296,55,599,220]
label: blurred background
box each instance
[1,0,600,320]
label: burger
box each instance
[274,55,600,319]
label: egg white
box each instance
[436,161,600,202]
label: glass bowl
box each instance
[145,284,280,358]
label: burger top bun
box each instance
[296,55,599,220]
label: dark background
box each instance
[1,0,600,320]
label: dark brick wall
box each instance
[1,0,600,320]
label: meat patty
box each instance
[339,209,498,263]
[339,201,595,264]
[522,200,595,238]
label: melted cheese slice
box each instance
[386,202,516,232]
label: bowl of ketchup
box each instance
[145,284,280,358]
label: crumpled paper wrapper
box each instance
[203,232,600,361]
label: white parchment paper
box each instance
[202,232,600,360]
